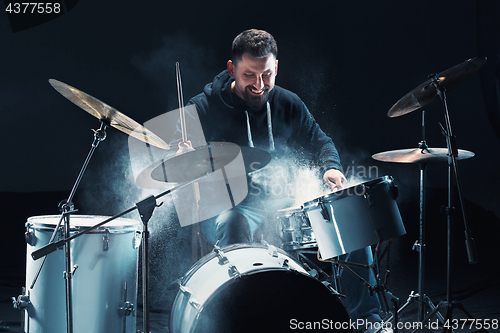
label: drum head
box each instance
[193,270,351,333]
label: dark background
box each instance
[1,0,500,332]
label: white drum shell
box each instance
[303,176,406,259]
[24,215,141,333]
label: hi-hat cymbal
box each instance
[49,79,169,150]
[136,142,272,188]
[372,148,474,164]
[388,57,487,118]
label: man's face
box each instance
[228,52,278,109]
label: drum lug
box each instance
[133,230,142,249]
[319,202,330,221]
[25,229,36,246]
[213,244,229,265]
[179,284,200,310]
[103,229,110,251]
[228,264,241,278]
[179,284,192,297]
[189,299,202,311]
[118,301,134,317]
[390,183,399,200]
[12,288,29,310]
[363,189,373,207]
[261,240,278,258]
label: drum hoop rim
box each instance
[180,243,303,285]
[302,175,392,210]
[26,214,141,233]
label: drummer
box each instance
[171,29,387,332]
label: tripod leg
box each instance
[423,295,446,323]
[453,301,477,320]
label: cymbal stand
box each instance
[27,120,107,333]
[389,112,444,330]
[420,77,478,333]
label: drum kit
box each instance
[12,57,486,333]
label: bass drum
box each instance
[24,215,141,333]
[170,243,351,333]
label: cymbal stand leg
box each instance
[136,195,160,333]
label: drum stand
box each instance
[23,121,108,333]
[317,239,400,333]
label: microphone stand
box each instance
[420,76,479,333]
[28,120,107,333]
[31,176,205,333]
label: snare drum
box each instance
[24,215,142,333]
[277,206,316,251]
[302,176,406,259]
[170,243,351,333]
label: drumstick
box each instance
[176,62,187,143]
[176,62,204,258]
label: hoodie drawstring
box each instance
[245,102,275,151]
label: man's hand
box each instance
[176,140,195,155]
[323,168,347,191]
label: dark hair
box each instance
[232,29,278,63]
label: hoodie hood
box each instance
[203,70,275,112]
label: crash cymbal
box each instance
[49,79,169,150]
[388,57,487,118]
[372,148,474,164]
[136,142,272,188]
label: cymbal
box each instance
[136,142,271,188]
[388,57,487,118]
[372,148,474,164]
[49,79,169,150]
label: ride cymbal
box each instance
[372,148,474,164]
[49,79,169,150]
[388,57,487,118]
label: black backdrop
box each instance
[2,0,500,330]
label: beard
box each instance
[241,85,271,109]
